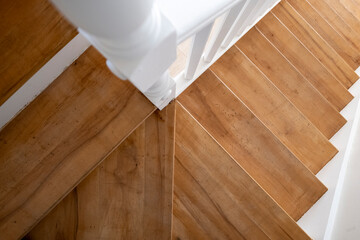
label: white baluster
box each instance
[204,1,247,63]
[236,0,263,37]
[221,0,254,48]
[184,23,214,80]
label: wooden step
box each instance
[0,0,76,106]
[173,102,311,239]
[256,13,353,111]
[286,0,360,70]
[211,47,338,174]
[323,0,360,35]
[25,103,175,240]
[178,70,327,220]
[236,27,346,139]
[305,0,360,53]
[341,0,360,20]
[0,47,156,240]
[272,1,358,89]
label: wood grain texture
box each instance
[0,0,77,106]
[178,70,327,220]
[0,47,156,240]
[173,102,311,239]
[236,27,346,139]
[256,13,353,111]
[24,104,174,240]
[286,0,360,70]
[211,47,338,174]
[75,103,174,240]
[24,191,78,240]
[272,1,358,89]
[324,0,360,35]
[305,0,360,53]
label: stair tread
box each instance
[178,70,327,221]
[237,27,346,139]
[0,0,77,106]
[256,13,353,111]
[272,1,358,89]
[211,47,338,174]
[173,102,311,239]
[0,47,156,240]
[286,0,360,70]
[306,0,360,53]
[324,0,360,36]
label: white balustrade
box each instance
[51,0,280,109]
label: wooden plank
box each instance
[305,0,360,53]
[286,0,360,70]
[324,0,360,35]
[272,1,358,89]
[256,13,353,111]
[0,47,156,240]
[237,27,346,139]
[178,70,327,220]
[24,191,78,240]
[0,0,77,106]
[76,103,174,240]
[211,47,338,174]
[24,103,174,240]
[173,102,311,239]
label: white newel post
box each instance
[51,0,177,109]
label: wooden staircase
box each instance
[1,0,360,239]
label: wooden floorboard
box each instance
[286,0,360,70]
[25,104,174,240]
[256,13,353,111]
[236,27,346,139]
[0,47,156,240]
[173,102,311,239]
[178,70,327,221]
[0,0,77,106]
[24,191,78,240]
[211,47,338,174]
[305,0,360,53]
[324,0,360,35]
[272,1,358,89]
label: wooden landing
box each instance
[0,48,156,240]
[25,103,175,240]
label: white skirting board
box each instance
[0,34,90,131]
[298,72,360,240]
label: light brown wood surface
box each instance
[324,0,360,35]
[25,104,174,240]
[236,27,346,139]
[272,1,358,89]
[24,191,78,240]
[0,47,156,240]
[173,102,311,239]
[178,70,327,220]
[286,0,360,70]
[211,47,338,174]
[256,13,353,111]
[305,0,360,53]
[0,0,77,106]
[76,103,174,240]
